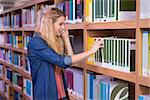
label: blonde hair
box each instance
[36,8,65,55]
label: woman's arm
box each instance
[63,36,74,56]
[71,38,103,65]
[61,29,103,66]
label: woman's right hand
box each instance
[90,38,104,54]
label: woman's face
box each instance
[53,16,66,36]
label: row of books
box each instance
[1,33,82,51]
[64,68,84,98]
[87,73,129,100]
[3,13,11,28]
[13,52,23,67]
[0,49,23,67]
[22,6,36,28]
[24,33,33,50]
[0,78,32,99]
[0,32,33,49]
[86,0,136,22]
[142,30,150,77]
[56,0,83,24]
[4,50,12,64]
[0,64,32,98]
[13,34,23,48]
[4,8,35,28]
[0,49,12,64]
[6,68,23,89]
[6,68,33,98]
[11,13,22,28]
[0,80,22,99]
[1,5,36,28]
[0,0,83,29]
[87,37,136,73]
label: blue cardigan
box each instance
[27,33,71,100]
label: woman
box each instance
[27,7,103,100]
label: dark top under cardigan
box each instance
[27,33,72,100]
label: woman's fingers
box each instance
[95,38,104,48]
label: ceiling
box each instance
[0,0,30,11]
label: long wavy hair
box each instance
[36,7,65,55]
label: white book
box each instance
[140,0,150,19]
[127,40,130,72]
[93,0,96,22]
[125,39,127,68]
[110,36,113,66]
[89,2,93,22]
[117,39,119,67]
[142,31,149,76]
[73,0,76,22]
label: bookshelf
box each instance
[0,0,149,100]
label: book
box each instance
[23,78,33,98]
[87,37,136,72]
[140,0,150,19]
[139,94,150,100]
[142,31,149,77]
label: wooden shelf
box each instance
[72,61,85,69]
[3,78,31,100]
[139,19,150,28]
[86,64,136,83]
[0,45,27,54]
[36,0,54,4]
[23,27,35,31]
[3,28,23,31]
[86,20,136,30]
[3,28,12,31]
[139,76,150,87]
[65,23,84,30]
[0,0,35,15]
[0,60,31,80]
[1,27,34,31]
